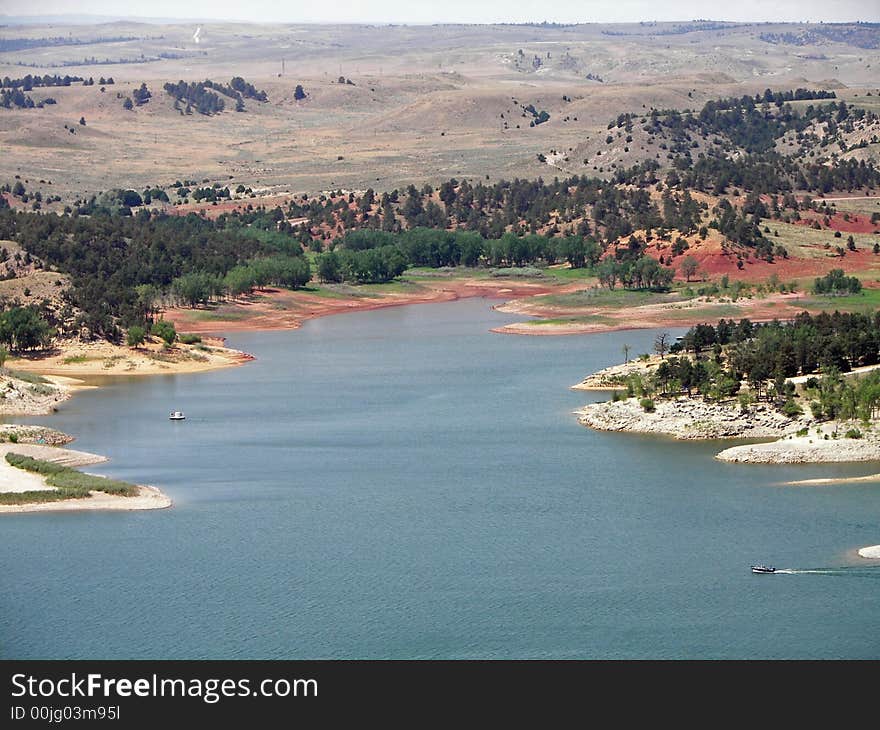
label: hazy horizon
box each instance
[0,0,878,25]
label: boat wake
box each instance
[772,567,880,578]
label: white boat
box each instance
[751,565,776,574]
[169,411,186,421]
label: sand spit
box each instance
[857,545,880,559]
[0,442,171,514]
[783,474,880,486]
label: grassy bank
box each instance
[0,453,138,505]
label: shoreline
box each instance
[8,338,253,380]
[576,396,802,441]
[0,442,172,514]
[163,278,577,336]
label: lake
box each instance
[2,298,879,659]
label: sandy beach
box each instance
[8,337,252,379]
[0,442,172,514]
[783,473,880,486]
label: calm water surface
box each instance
[2,298,879,659]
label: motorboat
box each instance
[169,411,186,421]
[751,565,776,574]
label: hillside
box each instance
[0,21,879,200]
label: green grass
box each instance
[301,285,358,299]
[62,354,89,365]
[537,287,686,309]
[2,368,49,384]
[0,453,138,505]
[357,280,424,295]
[186,308,253,322]
[659,304,744,320]
[801,288,880,313]
[542,266,598,281]
[823,197,880,217]
[522,314,617,326]
[404,266,494,281]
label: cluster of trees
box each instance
[190,186,231,203]
[641,92,843,156]
[163,80,226,115]
[523,103,550,126]
[807,369,880,423]
[812,269,862,296]
[0,205,309,338]
[624,310,880,421]
[0,74,85,89]
[316,247,407,284]
[200,78,266,111]
[0,88,38,109]
[229,76,268,102]
[596,256,674,290]
[322,228,602,278]
[674,311,880,380]
[131,82,151,105]
[160,77,268,114]
[0,306,53,351]
[171,256,311,303]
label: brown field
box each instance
[2,21,879,202]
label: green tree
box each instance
[680,255,699,282]
[317,251,342,283]
[126,325,146,348]
[0,307,52,351]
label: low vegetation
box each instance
[0,453,138,505]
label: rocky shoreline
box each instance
[574,358,880,465]
[0,370,71,416]
[572,358,661,391]
[716,426,880,464]
[576,396,803,440]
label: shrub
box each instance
[845,428,863,439]
[151,320,176,346]
[640,398,655,412]
[781,399,803,417]
[178,333,201,345]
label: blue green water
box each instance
[2,298,879,659]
